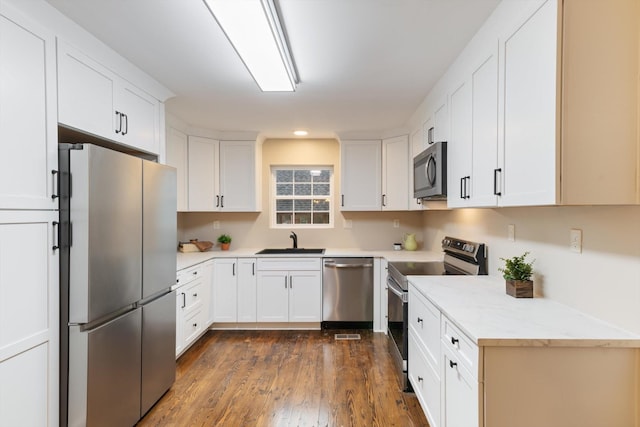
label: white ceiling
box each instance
[45,0,500,139]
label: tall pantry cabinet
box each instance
[0,3,59,427]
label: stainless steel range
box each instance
[386,236,487,391]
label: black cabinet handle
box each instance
[51,170,59,200]
[382,194,386,207]
[220,195,224,208]
[252,262,255,276]
[289,275,293,288]
[192,271,198,275]
[464,176,471,199]
[52,221,59,251]
[417,376,423,382]
[284,276,287,288]
[451,337,459,345]
[341,194,344,207]
[122,113,128,136]
[449,360,457,368]
[193,323,197,328]
[460,177,464,199]
[232,262,235,276]
[417,317,423,324]
[115,111,122,134]
[216,195,220,207]
[181,293,186,308]
[493,168,502,196]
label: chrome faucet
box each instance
[290,231,298,249]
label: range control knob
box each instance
[467,244,475,253]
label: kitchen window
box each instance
[271,166,333,228]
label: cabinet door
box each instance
[433,100,448,143]
[408,333,440,427]
[0,211,58,427]
[381,135,409,211]
[57,41,115,140]
[499,0,558,206]
[288,270,321,322]
[0,13,57,210]
[237,258,257,323]
[212,259,237,322]
[256,270,289,322]
[447,80,472,208]
[408,128,425,211]
[340,140,382,211]
[470,47,499,207]
[165,128,189,211]
[114,81,159,155]
[219,141,257,211]
[443,349,479,427]
[188,136,219,211]
[201,260,214,326]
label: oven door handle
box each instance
[387,277,407,300]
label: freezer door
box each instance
[141,291,176,416]
[142,160,177,299]
[69,144,142,323]
[68,308,142,427]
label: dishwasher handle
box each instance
[324,262,373,268]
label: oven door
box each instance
[386,275,409,390]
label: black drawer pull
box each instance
[449,360,457,368]
[451,337,459,345]
[417,376,423,382]
[417,317,423,324]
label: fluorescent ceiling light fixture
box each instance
[293,130,308,136]
[203,0,298,92]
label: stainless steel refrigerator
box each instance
[59,143,177,427]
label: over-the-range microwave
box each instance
[413,141,447,200]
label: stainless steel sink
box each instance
[256,248,325,255]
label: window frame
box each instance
[270,165,334,229]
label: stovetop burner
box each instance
[387,236,487,290]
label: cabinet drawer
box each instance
[176,279,203,313]
[408,287,441,371]
[441,316,478,379]
[257,257,321,271]
[176,264,202,288]
[183,309,205,345]
[442,343,480,427]
[408,332,441,427]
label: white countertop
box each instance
[409,275,640,348]
[176,248,443,271]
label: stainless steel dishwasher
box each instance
[322,257,374,327]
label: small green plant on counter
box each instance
[217,234,232,244]
[498,252,534,281]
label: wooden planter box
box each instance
[506,280,533,298]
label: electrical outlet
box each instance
[570,228,582,253]
[393,219,400,228]
[344,219,352,229]
[213,220,220,230]
[508,224,515,242]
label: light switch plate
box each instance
[508,224,515,242]
[393,219,400,228]
[570,229,582,253]
[213,220,220,229]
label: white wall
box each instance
[422,206,640,334]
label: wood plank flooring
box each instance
[137,329,429,427]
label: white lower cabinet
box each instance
[408,333,441,427]
[175,264,205,357]
[256,258,321,323]
[212,258,257,323]
[0,211,59,427]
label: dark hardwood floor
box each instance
[137,329,429,427]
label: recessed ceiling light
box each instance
[293,130,308,136]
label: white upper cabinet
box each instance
[165,128,188,211]
[219,141,258,211]
[408,127,425,211]
[430,0,639,208]
[57,41,161,156]
[433,100,448,143]
[0,11,57,210]
[498,0,558,206]
[340,140,382,211]
[382,135,409,211]
[341,137,409,211]
[187,136,219,211]
[185,136,261,212]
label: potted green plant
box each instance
[217,234,232,251]
[498,252,534,298]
